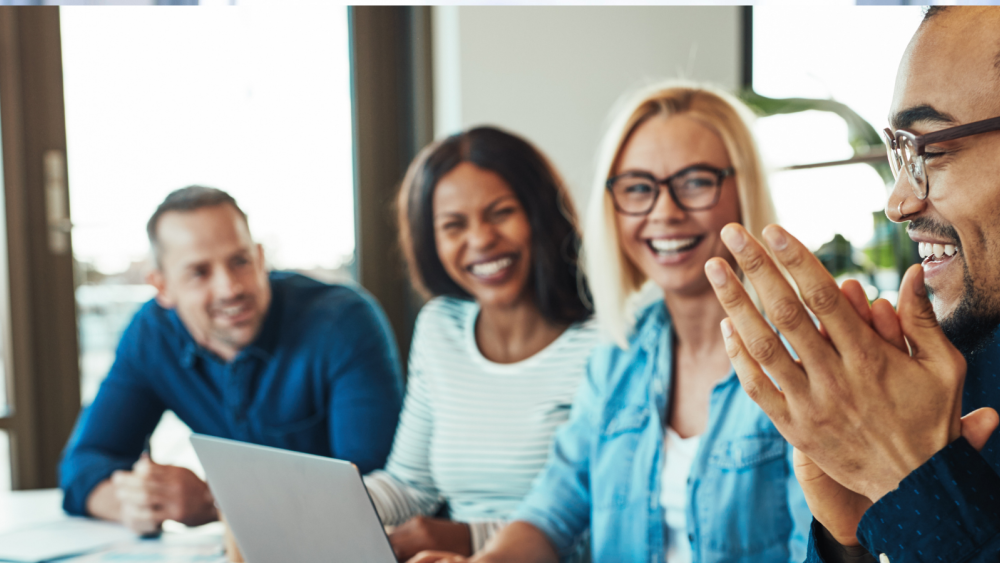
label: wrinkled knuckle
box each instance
[771,408,793,430]
[916,305,939,328]
[845,346,874,371]
[724,337,742,360]
[769,297,804,332]
[780,246,805,269]
[741,249,768,275]
[714,283,745,310]
[805,284,840,316]
[746,335,780,364]
[741,378,763,401]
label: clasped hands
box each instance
[705,223,999,546]
[109,454,217,534]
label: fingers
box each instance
[113,467,170,515]
[716,224,837,370]
[791,448,826,483]
[132,453,153,474]
[839,280,906,354]
[706,256,807,395]
[405,552,467,563]
[961,408,1000,451]
[119,499,167,534]
[870,298,907,353]
[720,318,791,424]
[820,280,873,340]
[896,264,958,361]
[755,225,875,355]
[840,280,872,326]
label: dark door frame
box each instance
[0,6,81,490]
[349,6,433,370]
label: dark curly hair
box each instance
[397,126,592,325]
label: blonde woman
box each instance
[408,82,811,563]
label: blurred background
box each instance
[0,4,928,493]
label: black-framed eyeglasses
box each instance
[883,115,1000,200]
[605,165,735,215]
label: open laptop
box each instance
[190,434,396,563]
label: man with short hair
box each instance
[703,6,1000,562]
[60,186,403,534]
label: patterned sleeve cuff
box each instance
[858,437,1000,561]
[808,519,877,563]
[468,520,507,553]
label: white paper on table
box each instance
[0,517,135,562]
[70,537,226,563]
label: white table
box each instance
[0,489,227,563]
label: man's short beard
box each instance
[936,260,1000,358]
[910,217,1000,358]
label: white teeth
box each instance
[470,257,513,277]
[650,237,698,253]
[918,242,959,260]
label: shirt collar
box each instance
[633,298,740,388]
[636,300,669,353]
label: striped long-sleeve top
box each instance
[363,296,600,552]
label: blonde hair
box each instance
[584,81,778,348]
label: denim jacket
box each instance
[513,300,811,563]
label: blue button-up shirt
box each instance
[513,300,811,563]
[59,271,404,516]
[807,330,1000,563]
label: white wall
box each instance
[433,6,742,210]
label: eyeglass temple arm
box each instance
[917,115,1000,152]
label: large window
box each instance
[60,4,354,470]
[753,6,924,301]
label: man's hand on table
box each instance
[404,552,471,563]
[704,224,998,537]
[108,454,217,534]
[388,516,472,562]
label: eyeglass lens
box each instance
[610,169,722,213]
[883,131,929,199]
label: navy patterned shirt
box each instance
[808,331,1000,562]
[60,272,404,516]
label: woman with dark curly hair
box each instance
[361,126,599,562]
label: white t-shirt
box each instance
[364,297,601,551]
[661,426,701,563]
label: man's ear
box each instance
[147,268,175,309]
[255,242,265,267]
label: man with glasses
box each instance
[702,6,1000,562]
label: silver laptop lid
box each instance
[190,434,395,563]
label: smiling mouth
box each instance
[647,235,703,256]
[467,255,515,279]
[212,300,253,323]
[917,241,960,264]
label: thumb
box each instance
[961,407,999,451]
[896,264,951,360]
[133,452,158,475]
